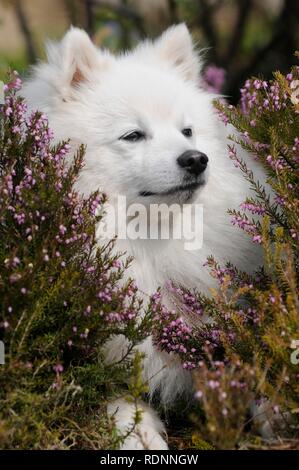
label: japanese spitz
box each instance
[23,24,264,449]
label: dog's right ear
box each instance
[45,28,109,100]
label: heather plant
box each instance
[0,73,153,449]
[193,356,258,450]
[1,61,298,451]
[202,65,226,94]
[154,62,299,448]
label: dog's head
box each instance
[30,24,222,205]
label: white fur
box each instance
[23,24,265,449]
[107,399,168,450]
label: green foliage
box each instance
[1,59,298,451]
[0,75,153,449]
[152,62,299,449]
[190,64,299,448]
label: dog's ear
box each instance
[153,24,200,82]
[45,27,108,99]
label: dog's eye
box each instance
[182,128,193,138]
[120,130,145,142]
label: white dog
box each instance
[23,24,264,449]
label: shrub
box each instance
[0,73,153,449]
[1,59,298,450]
[154,62,299,448]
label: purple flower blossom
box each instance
[0,74,149,373]
[240,78,287,116]
[240,202,266,215]
[203,65,226,94]
[152,290,220,369]
[53,364,64,374]
[230,214,262,243]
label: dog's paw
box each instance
[251,400,292,440]
[108,398,168,450]
[121,426,169,450]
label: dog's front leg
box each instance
[107,398,168,450]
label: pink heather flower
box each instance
[240,77,287,115]
[97,291,112,302]
[12,256,20,266]
[59,224,67,235]
[240,202,266,215]
[252,235,262,244]
[274,195,285,206]
[5,107,12,117]
[112,260,122,268]
[1,75,151,390]
[208,380,220,389]
[290,229,299,240]
[183,361,196,370]
[166,281,204,316]
[217,109,229,126]
[86,266,95,273]
[203,65,226,94]
[53,364,64,373]
[231,215,262,243]
[85,305,92,315]
[152,286,222,369]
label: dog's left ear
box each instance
[153,24,200,82]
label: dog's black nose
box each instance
[177,150,209,176]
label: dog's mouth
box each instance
[139,181,203,197]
